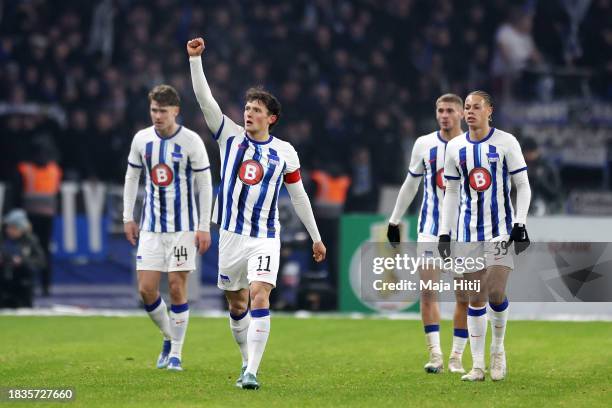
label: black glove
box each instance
[387,224,400,247]
[507,223,530,255]
[438,234,451,259]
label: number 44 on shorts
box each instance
[174,246,188,262]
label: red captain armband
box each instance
[284,169,301,184]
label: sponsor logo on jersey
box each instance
[151,163,174,187]
[436,168,445,190]
[468,167,492,192]
[239,159,264,185]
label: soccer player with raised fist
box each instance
[187,37,326,390]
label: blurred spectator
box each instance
[311,165,351,287]
[62,109,91,180]
[86,111,130,182]
[15,136,62,296]
[491,7,545,99]
[87,0,114,64]
[522,137,563,215]
[345,147,379,213]
[0,209,46,308]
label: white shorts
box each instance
[416,233,438,258]
[453,234,514,274]
[137,231,196,272]
[217,229,281,291]
[417,233,456,275]
[483,234,514,269]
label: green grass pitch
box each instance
[0,316,611,407]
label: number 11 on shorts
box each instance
[256,255,271,272]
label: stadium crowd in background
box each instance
[1,0,610,184]
[0,0,611,293]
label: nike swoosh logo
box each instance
[256,330,269,333]
[470,335,482,338]
[494,325,504,329]
[177,262,186,266]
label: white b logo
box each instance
[239,160,264,185]
[151,163,173,187]
[244,164,258,181]
[473,172,486,187]
[468,167,492,192]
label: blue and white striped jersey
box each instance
[211,115,300,238]
[407,131,449,237]
[444,127,527,242]
[127,125,210,232]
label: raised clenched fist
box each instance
[187,37,205,57]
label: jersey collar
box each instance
[437,131,448,144]
[245,132,273,145]
[155,125,182,140]
[466,127,495,144]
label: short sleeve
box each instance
[407,138,425,177]
[190,134,211,172]
[213,114,244,147]
[506,136,528,175]
[444,142,461,180]
[283,144,300,174]
[127,134,143,168]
